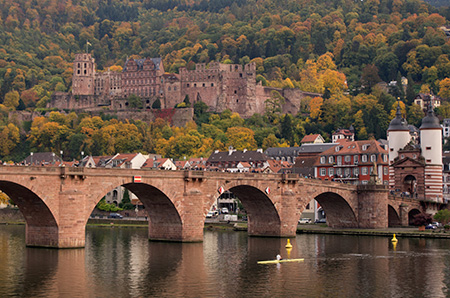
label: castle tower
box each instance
[387,103,411,189]
[420,105,443,200]
[72,53,95,96]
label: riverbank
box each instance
[2,208,450,239]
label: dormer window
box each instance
[362,155,368,162]
[335,146,340,152]
[329,156,334,163]
[362,144,369,151]
[320,156,326,164]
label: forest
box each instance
[0,0,450,162]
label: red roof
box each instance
[301,134,322,143]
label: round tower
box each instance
[387,103,410,190]
[420,105,442,200]
[387,104,410,163]
[72,53,96,96]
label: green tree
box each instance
[127,94,143,109]
[152,98,161,109]
[4,91,20,110]
[265,91,285,122]
[281,114,294,145]
[434,209,450,226]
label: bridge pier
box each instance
[357,185,389,229]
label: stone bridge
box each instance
[0,165,414,248]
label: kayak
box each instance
[257,258,304,264]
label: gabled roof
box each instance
[207,150,270,163]
[265,147,302,157]
[391,156,425,167]
[23,152,62,165]
[297,143,337,154]
[110,153,140,167]
[301,134,324,143]
[332,129,354,136]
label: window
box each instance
[345,155,351,162]
[320,156,325,164]
[337,168,342,176]
[328,168,334,176]
[362,155,367,162]
[362,167,368,175]
[426,147,431,150]
[354,168,359,175]
[329,156,334,164]
[371,154,376,162]
[320,168,326,176]
[383,154,387,162]
[337,156,342,165]
[354,155,359,163]
[383,166,388,175]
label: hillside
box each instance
[0,0,450,162]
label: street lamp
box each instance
[60,150,63,166]
[30,152,33,166]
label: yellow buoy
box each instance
[391,234,398,243]
[285,239,293,248]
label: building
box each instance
[443,119,450,139]
[300,134,325,144]
[443,152,450,202]
[315,139,389,185]
[332,127,355,143]
[206,148,271,171]
[264,147,302,164]
[23,152,62,166]
[388,104,443,205]
[414,93,441,111]
[53,53,322,118]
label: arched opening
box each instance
[408,208,421,226]
[92,183,182,241]
[314,192,358,228]
[214,185,281,237]
[0,181,58,247]
[388,205,401,227]
[403,175,417,196]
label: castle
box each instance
[49,53,320,118]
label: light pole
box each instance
[60,150,63,166]
[30,152,33,166]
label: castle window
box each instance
[194,83,197,87]
[211,83,214,87]
[240,73,242,77]
[203,83,205,87]
[426,147,431,150]
[234,90,237,94]
[84,70,87,74]
[187,84,190,87]
[174,86,177,91]
[77,70,80,74]
[168,87,171,91]
[236,99,239,103]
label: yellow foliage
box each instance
[309,97,324,119]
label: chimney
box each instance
[228,146,234,156]
[257,149,263,153]
[243,149,247,153]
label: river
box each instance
[0,225,449,297]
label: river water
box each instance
[0,225,449,298]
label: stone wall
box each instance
[0,208,24,223]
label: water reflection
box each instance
[1,226,450,297]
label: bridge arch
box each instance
[91,182,183,241]
[0,180,58,247]
[388,205,401,227]
[313,191,358,228]
[408,208,421,226]
[227,185,281,237]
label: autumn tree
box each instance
[225,127,257,151]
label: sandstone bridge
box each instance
[0,166,422,248]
